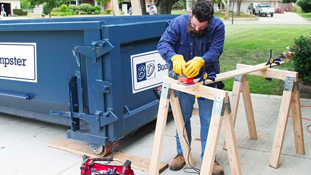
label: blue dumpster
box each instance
[0,15,176,154]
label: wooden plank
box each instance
[291,83,305,154]
[223,80,242,150]
[170,91,195,167]
[200,63,276,85]
[236,64,297,80]
[197,62,284,85]
[163,77,227,100]
[149,86,171,175]
[111,0,120,16]
[200,99,224,175]
[47,138,168,173]
[222,107,242,175]
[241,75,257,140]
[269,91,292,168]
[131,0,142,15]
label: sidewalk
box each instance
[0,94,310,175]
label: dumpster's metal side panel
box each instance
[0,15,178,25]
[0,22,102,31]
[0,103,71,125]
[102,22,170,135]
[0,30,84,125]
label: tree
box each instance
[236,0,242,16]
[21,0,33,9]
[153,0,179,14]
[283,0,296,2]
[29,0,62,18]
[221,0,229,19]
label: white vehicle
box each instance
[255,3,274,17]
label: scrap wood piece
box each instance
[47,138,168,173]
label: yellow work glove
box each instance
[171,55,186,77]
[184,57,205,78]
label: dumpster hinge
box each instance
[74,39,114,64]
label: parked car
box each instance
[255,3,274,17]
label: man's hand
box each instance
[171,55,186,77]
[184,57,205,78]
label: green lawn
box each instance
[221,25,311,95]
[299,12,311,21]
[171,9,251,18]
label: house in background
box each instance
[0,0,21,17]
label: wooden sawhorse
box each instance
[148,77,242,175]
[227,64,305,168]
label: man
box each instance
[157,1,225,174]
[1,4,6,17]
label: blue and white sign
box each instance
[131,50,168,94]
[0,43,37,83]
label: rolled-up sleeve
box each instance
[157,17,180,63]
[202,21,225,64]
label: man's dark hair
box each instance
[192,1,214,22]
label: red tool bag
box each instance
[81,157,135,175]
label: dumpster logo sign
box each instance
[0,43,37,83]
[131,51,168,94]
[136,61,156,82]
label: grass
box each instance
[299,12,311,21]
[221,25,311,95]
[294,7,311,21]
[171,9,251,18]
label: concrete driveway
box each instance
[224,12,311,25]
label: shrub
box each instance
[59,12,67,16]
[105,8,112,14]
[51,12,59,16]
[297,0,311,12]
[87,10,92,14]
[291,34,311,82]
[73,11,78,15]
[61,4,68,12]
[13,9,23,15]
[68,4,79,11]
[22,10,28,16]
[79,11,86,15]
[67,12,72,15]
[91,7,96,12]
[95,5,101,11]
[79,3,92,12]
[121,11,125,15]
[94,10,100,14]
[51,7,61,13]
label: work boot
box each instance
[169,154,185,171]
[212,160,225,175]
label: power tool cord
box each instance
[182,123,201,174]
